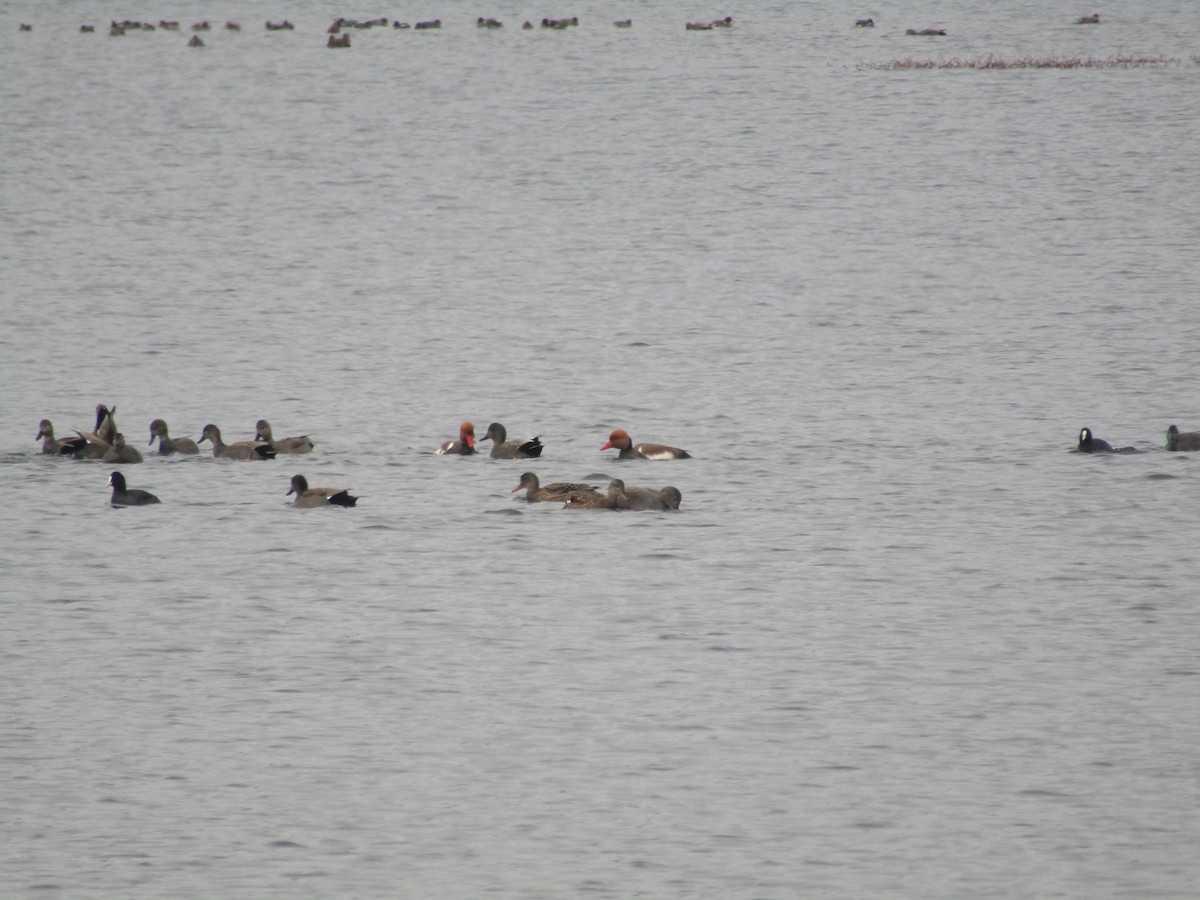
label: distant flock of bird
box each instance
[36,405,688,512]
[1077,425,1200,454]
[13,13,1109,44]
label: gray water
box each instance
[2,1,1199,897]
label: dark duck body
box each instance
[108,471,160,506]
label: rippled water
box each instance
[3,1,1199,897]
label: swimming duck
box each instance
[600,428,690,460]
[287,474,358,508]
[613,19,632,28]
[1076,14,1100,25]
[108,471,160,507]
[255,420,313,454]
[438,421,477,455]
[617,484,683,511]
[1166,425,1200,451]
[483,423,543,459]
[188,35,204,46]
[327,33,350,47]
[513,472,598,503]
[199,424,277,460]
[906,28,947,35]
[37,420,86,455]
[563,479,627,509]
[149,419,200,455]
[855,18,875,28]
[102,434,143,464]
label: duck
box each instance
[513,472,599,503]
[613,19,632,28]
[81,24,95,33]
[483,423,543,459]
[906,28,947,35]
[255,420,313,454]
[711,16,733,27]
[600,428,690,460]
[1166,425,1200,452]
[686,22,713,30]
[563,479,627,510]
[287,474,357,508]
[327,33,350,47]
[37,420,86,455]
[102,433,143,464]
[414,19,441,30]
[225,21,240,31]
[149,419,199,455]
[855,18,875,27]
[1076,14,1100,25]
[477,17,503,28]
[199,424,277,460]
[93,403,118,445]
[108,471,160,507]
[1077,427,1113,453]
[617,484,683,511]
[438,421,477,455]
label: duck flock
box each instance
[36,405,689,512]
[12,13,1112,43]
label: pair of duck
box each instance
[1077,425,1200,453]
[150,420,311,458]
[107,472,357,508]
[37,404,143,463]
[438,425,691,461]
[515,473,682,510]
[436,422,544,459]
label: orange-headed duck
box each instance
[601,428,690,460]
[288,474,357,508]
[483,423,543,459]
[438,421,477,455]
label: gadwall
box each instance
[149,419,200,455]
[102,433,143,464]
[483,423,543,459]
[1166,425,1200,452]
[617,484,683,511]
[563,479,627,509]
[108,471,160,507]
[513,472,598,503]
[288,474,357,508]
[600,428,690,460]
[437,421,477,455]
[37,420,86,455]
[199,424,277,460]
[255,420,313,454]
